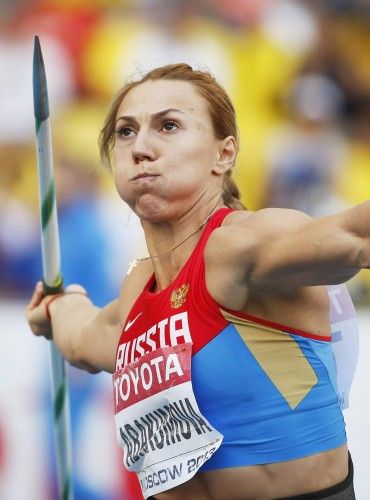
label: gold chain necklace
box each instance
[127,203,222,275]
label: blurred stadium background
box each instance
[0,0,369,498]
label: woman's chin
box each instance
[134,199,169,223]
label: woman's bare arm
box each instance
[27,282,122,373]
[210,200,369,295]
[27,261,153,373]
[249,200,369,291]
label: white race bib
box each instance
[113,342,223,499]
[328,284,359,409]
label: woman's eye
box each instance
[116,127,134,138]
[162,120,178,132]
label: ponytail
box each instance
[222,171,246,210]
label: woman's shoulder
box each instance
[223,207,311,229]
[205,207,312,267]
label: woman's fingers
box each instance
[26,281,53,338]
[26,282,88,340]
[26,281,45,311]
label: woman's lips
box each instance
[132,172,159,182]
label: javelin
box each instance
[33,35,73,500]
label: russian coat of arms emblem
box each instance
[170,284,190,309]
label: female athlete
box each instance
[27,64,369,499]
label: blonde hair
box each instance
[99,63,246,210]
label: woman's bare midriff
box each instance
[154,444,348,500]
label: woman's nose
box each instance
[132,130,156,163]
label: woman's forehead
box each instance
[117,79,209,118]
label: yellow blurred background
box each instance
[1,0,369,303]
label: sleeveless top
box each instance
[114,207,358,490]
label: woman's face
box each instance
[113,79,227,221]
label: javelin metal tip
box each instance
[33,35,50,121]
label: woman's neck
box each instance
[141,200,223,291]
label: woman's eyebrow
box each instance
[116,108,187,124]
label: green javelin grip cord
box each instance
[33,35,73,500]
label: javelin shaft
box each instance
[36,120,63,287]
[33,35,73,500]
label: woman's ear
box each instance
[212,136,237,175]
